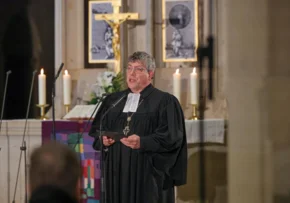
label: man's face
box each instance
[126,61,153,92]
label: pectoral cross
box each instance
[123,126,130,136]
[123,116,131,136]
[95,0,139,73]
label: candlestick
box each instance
[36,104,49,120]
[38,68,46,105]
[173,69,181,101]
[63,70,72,105]
[64,104,70,115]
[189,104,198,120]
[190,67,198,104]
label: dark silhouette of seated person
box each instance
[29,142,81,203]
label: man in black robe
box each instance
[89,51,187,203]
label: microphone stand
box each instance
[72,94,107,150]
[0,70,12,203]
[0,70,12,136]
[98,94,126,203]
[196,35,214,203]
[52,63,64,140]
[12,70,37,203]
[99,112,107,203]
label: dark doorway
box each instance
[0,0,54,119]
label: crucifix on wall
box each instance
[95,0,139,73]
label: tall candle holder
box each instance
[64,104,70,114]
[190,104,199,120]
[36,104,49,120]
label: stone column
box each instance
[226,0,290,202]
[126,0,153,56]
[266,0,290,201]
[65,0,84,70]
[54,0,66,118]
[152,0,165,69]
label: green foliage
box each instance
[89,72,125,104]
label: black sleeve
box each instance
[139,95,185,153]
[140,94,187,187]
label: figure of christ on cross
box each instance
[102,17,127,64]
[95,0,139,73]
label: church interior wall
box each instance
[4,0,290,202]
[226,0,290,202]
[59,0,290,202]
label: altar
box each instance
[0,119,226,203]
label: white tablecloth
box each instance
[185,119,225,144]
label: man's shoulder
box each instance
[106,89,128,100]
[152,87,168,96]
[110,90,127,96]
[153,87,179,102]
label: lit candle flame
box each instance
[64,70,68,75]
[176,69,179,74]
[193,67,196,74]
[40,68,44,75]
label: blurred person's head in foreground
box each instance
[29,141,81,203]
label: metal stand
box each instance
[52,80,57,140]
[190,104,199,120]
[52,63,64,140]
[64,104,70,114]
[12,70,37,203]
[98,94,126,203]
[36,104,49,120]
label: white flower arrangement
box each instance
[88,71,125,104]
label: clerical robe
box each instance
[89,84,187,203]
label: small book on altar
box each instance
[103,131,127,141]
[63,105,101,120]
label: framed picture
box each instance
[84,0,115,68]
[162,0,199,62]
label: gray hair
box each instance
[128,51,156,72]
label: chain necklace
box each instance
[123,99,144,136]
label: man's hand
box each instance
[102,136,115,147]
[120,134,140,149]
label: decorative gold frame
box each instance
[162,0,199,62]
[88,0,115,64]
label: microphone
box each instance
[12,69,37,203]
[72,93,108,150]
[99,93,126,203]
[54,62,64,81]
[52,63,64,140]
[101,93,126,120]
[0,70,12,135]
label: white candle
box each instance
[63,70,72,105]
[173,69,181,101]
[38,68,46,105]
[190,67,198,104]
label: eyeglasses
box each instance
[125,66,147,74]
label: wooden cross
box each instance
[95,0,139,73]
